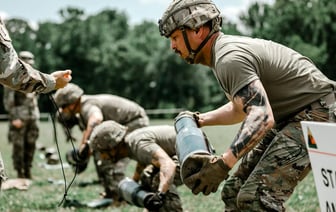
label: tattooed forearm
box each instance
[230,81,273,159]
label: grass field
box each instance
[0,119,319,211]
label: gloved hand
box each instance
[144,192,164,211]
[79,143,90,160]
[183,154,230,195]
[176,110,201,127]
[65,146,90,174]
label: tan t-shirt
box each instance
[125,125,176,165]
[211,33,335,121]
[79,94,149,128]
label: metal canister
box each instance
[118,177,151,208]
[174,112,214,181]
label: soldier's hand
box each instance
[175,110,201,127]
[12,119,23,128]
[65,147,89,174]
[51,69,72,89]
[78,142,91,160]
[183,154,230,195]
[144,192,164,211]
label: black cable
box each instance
[48,93,79,207]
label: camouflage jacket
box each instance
[0,152,6,182]
[0,18,55,94]
[3,87,40,120]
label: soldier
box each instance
[53,83,149,206]
[89,120,183,212]
[159,0,336,211]
[3,51,41,179]
[0,17,72,189]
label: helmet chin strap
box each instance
[181,27,215,64]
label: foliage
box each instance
[239,0,336,79]
[2,1,336,114]
[4,18,38,54]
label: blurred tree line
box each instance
[1,0,335,117]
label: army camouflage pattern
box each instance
[0,18,55,94]
[3,88,40,120]
[0,17,57,187]
[125,126,183,211]
[8,119,39,178]
[53,83,83,108]
[159,0,221,37]
[89,120,127,151]
[93,155,130,202]
[0,152,6,187]
[3,84,40,178]
[90,123,183,209]
[68,94,149,201]
[221,106,335,211]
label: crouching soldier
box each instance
[53,83,149,205]
[89,120,183,212]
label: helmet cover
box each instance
[89,120,127,152]
[159,0,222,37]
[53,83,84,108]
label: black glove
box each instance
[65,147,89,174]
[183,154,230,195]
[144,192,164,211]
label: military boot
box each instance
[17,169,25,178]
[24,167,32,179]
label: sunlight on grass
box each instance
[0,120,320,211]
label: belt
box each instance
[310,92,336,110]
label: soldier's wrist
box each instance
[220,154,231,170]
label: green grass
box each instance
[0,120,319,211]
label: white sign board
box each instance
[301,121,336,212]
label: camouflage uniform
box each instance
[125,125,183,212]
[0,18,56,93]
[90,123,183,211]
[81,94,149,200]
[0,18,68,189]
[212,35,336,211]
[3,51,40,179]
[158,0,336,211]
[54,86,149,201]
[3,87,40,178]
[222,104,336,212]
[0,153,5,188]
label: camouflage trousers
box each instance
[140,163,183,212]
[222,103,336,211]
[91,117,149,204]
[93,151,129,202]
[0,152,7,189]
[8,119,39,178]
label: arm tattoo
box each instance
[230,81,270,159]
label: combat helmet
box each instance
[53,83,84,108]
[89,120,127,152]
[19,51,35,65]
[158,0,222,63]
